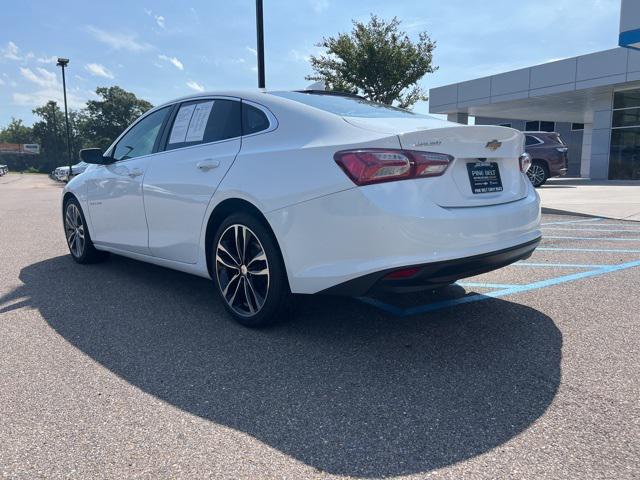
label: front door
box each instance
[87,106,172,254]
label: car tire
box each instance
[527,160,549,188]
[63,197,109,264]
[212,212,291,327]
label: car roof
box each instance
[152,89,369,111]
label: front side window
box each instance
[166,99,241,150]
[112,107,170,161]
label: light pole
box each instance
[255,0,265,88]
[56,57,73,181]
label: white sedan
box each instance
[63,90,541,326]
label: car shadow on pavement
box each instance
[3,254,562,478]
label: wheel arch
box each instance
[531,158,550,171]
[61,191,77,220]
[204,198,286,280]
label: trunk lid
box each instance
[344,118,529,207]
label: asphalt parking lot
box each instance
[1,173,639,479]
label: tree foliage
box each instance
[0,118,33,144]
[0,86,152,172]
[81,86,153,151]
[307,15,437,108]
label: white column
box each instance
[580,124,593,178]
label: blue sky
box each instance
[0,0,621,127]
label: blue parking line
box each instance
[515,262,610,268]
[540,218,603,226]
[538,247,640,253]
[544,235,640,242]
[457,281,518,289]
[359,259,640,317]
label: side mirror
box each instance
[79,148,111,165]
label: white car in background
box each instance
[0,164,8,176]
[62,90,541,326]
[54,161,89,182]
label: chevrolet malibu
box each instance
[62,90,541,326]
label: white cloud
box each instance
[186,80,204,92]
[246,46,257,56]
[13,89,86,109]
[231,58,246,64]
[85,26,152,52]
[12,70,88,108]
[0,77,4,86]
[289,49,311,63]
[158,54,184,70]
[36,55,58,64]
[2,41,21,60]
[20,67,58,88]
[85,63,114,79]
[155,15,166,28]
[1,41,33,62]
[311,0,329,13]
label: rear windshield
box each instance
[269,91,432,119]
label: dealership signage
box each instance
[620,0,640,49]
[0,143,40,155]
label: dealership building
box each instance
[428,0,640,180]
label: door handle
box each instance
[197,159,220,171]
[128,168,143,178]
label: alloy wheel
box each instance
[65,203,85,258]
[215,224,270,317]
[527,164,546,186]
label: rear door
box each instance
[143,97,242,263]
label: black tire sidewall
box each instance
[211,213,290,327]
[63,198,104,264]
[529,161,548,187]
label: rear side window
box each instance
[166,99,241,150]
[242,103,270,135]
[525,135,541,146]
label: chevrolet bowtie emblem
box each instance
[485,140,502,151]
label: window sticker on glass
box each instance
[169,104,196,144]
[185,101,214,142]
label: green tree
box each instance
[0,118,33,144]
[31,101,82,171]
[306,15,437,108]
[81,86,153,150]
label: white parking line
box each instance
[544,235,640,242]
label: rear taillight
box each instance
[555,147,569,153]
[334,149,452,186]
[519,153,532,173]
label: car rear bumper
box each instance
[321,237,540,296]
[267,180,542,294]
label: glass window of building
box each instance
[610,89,640,180]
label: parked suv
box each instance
[524,132,568,187]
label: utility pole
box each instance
[56,57,73,181]
[255,0,265,88]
